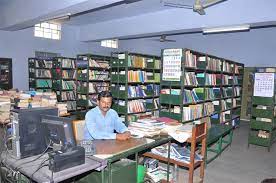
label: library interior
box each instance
[0,0,276,183]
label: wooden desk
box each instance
[0,152,107,183]
[92,136,172,183]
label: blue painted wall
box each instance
[1,25,276,90]
[117,27,276,67]
[0,25,89,89]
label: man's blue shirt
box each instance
[84,106,128,140]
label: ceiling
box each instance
[67,0,179,25]
[1,0,276,42]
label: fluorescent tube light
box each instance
[202,24,250,34]
[41,13,71,23]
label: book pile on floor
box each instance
[0,90,16,124]
[12,91,57,108]
[0,90,69,123]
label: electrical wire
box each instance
[30,157,49,179]
[14,139,53,171]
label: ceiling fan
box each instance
[162,0,227,15]
[152,35,176,42]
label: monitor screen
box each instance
[41,115,76,147]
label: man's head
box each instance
[97,91,113,115]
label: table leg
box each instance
[166,141,171,182]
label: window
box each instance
[35,51,61,59]
[101,39,118,48]
[34,22,61,40]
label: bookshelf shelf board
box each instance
[113,96,159,100]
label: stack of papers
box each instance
[128,118,165,138]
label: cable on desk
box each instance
[14,140,53,171]
[30,157,49,179]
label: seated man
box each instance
[84,91,131,140]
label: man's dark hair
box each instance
[98,91,113,101]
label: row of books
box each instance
[115,99,159,113]
[34,69,52,78]
[127,55,160,69]
[184,72,241,86]
[52,69,77,79]
[161,87,240,102]
[111,71,160,83]
[29,59,52,68]
[77,82,109,94]
[207,57,221,71]
[60,91,76,101]
[212,99,241,111]
[222,61,233,73]
[127,85,160,98]
[77,94,98,107]
[89,71,109,80]
[66,101,77,111]
[76,56,110,68]
[89,59,109,68]
[35,79,52,88]
[55,58,76,68]
[60,80,76,90]
[77,70,109,80]
[184,51,242,73]
[185,50,199,68]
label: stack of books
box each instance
[151,143,202,164]
[128,118,165,137]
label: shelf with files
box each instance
[76,54,111,112]
[159,48,244,126]
[0,58,12,90]
[248,71,276,151]
[28,57,53,92]
[110,52,161,124]
[52,57,77,112]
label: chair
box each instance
[143,122,207,183]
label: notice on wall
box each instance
[162,49,182,81]
[253,73,275,97]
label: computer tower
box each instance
[11,107,58,158]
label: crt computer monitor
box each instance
[41,115,76,148]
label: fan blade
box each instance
[164,39,176,42]
[202,0,226,8]
[151,39,163,42]
[162,0,193,9]
[194,8,206,15]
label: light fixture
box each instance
[40,13,71,23]
[202,24,250,34]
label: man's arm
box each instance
[85,112,117,139]
[113,112,128,133]
[113,112,131,140]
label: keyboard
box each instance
[79,140,96,156]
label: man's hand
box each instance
[116,131,131,141]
